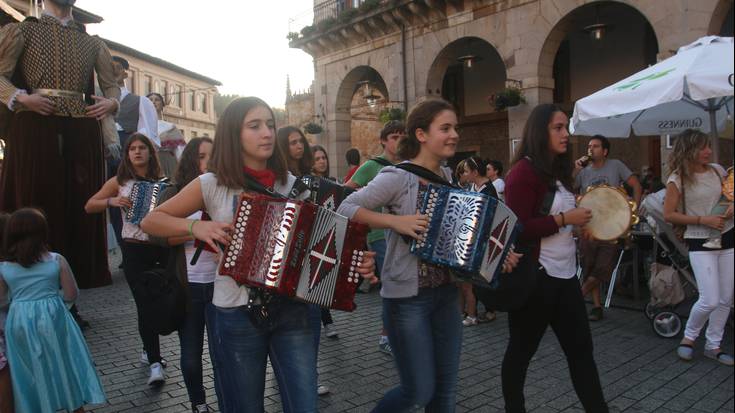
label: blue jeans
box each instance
[178,282,214,407]
[369,238,387,278]
[208,300,318,413]
[373,283,463,412]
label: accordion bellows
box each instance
[220,192,368,311]
[125,181,171,225]
[411,184,520,286]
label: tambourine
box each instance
[577,185,639,241]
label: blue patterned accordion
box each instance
[125,180,171,225]
[411,184,521,286]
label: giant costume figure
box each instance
[0,0,120,288]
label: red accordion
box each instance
[219,192,368,311]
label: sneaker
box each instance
[481,311,497,322]
[462,316,478,326]
[147,362,165,386]
[677,343,694,361]
[317,384,330,396]
[141,351,167,368]
[192,404,209,413]
[324,324,338,339]
[588,306,603,322]
[379,340,393,356]
[704,349,735,366]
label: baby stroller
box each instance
[640,190,699,338]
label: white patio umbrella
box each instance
[570,36,734,162]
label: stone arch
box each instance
[537,1,660,89]
[708,0,734,35]
[331,65,390,175]
[425,36,508,102]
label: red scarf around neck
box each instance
[243,166,276,189]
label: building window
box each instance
[192,131,198,138]
[143,75,152,96]
[128,70,136,94]
[199,94,207,114]
[162,81,169,102]
[190,91,196,112]
[171,85,181,107]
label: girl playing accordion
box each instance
[141,97,376,413]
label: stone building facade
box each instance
[291,0,734,177]
[104,39,221,140]
[0,0,221,140]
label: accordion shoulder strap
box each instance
[394,163,457,188]
[242,172,288,199]
[540,185,555,216]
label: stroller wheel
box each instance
[644,302,657,320]
[652,311,682,338]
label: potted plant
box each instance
[379,107,406,124]
[488,87,526,111]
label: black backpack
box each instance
[137,265,187,336]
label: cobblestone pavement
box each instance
[82,250,733,413]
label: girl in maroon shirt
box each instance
[502,104,608,413]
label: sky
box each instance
[75,0,316,109]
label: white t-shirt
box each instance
[492,178,505,201]
[200,172,302,308]
[539,182,577,279]
[667,164,731,239]
[184,211,217,284]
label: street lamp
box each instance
[457,54,482,69]
[583,5,612,41]
[358,80,380,108]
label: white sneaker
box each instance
[324,324,338,338]
[141,351,167,368]
[317,384,330,396]
[462,316,478,326]
[147,362,165,386]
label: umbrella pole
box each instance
[708,98,719,163]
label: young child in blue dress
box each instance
[0,211,12,413]
[0,208,105,413]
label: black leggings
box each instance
[121,241,169,365]
[502,269,608,413]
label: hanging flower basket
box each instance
[488,87,526,112]
[379,107,406,124]
[303,122,323,135]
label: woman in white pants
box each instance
[663,129,733,366]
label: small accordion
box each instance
[411,184,520,286]
[300,175,356,211]
[125,180,171,225]
[219,192,368,311]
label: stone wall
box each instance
[285,93,316,129]
[304,0,733,173]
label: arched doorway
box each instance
[542,2,660,176]
[426,37,509,169]
[334,66,389,176]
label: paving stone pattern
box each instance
[81,251,733,412]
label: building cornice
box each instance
[103,38,222,87]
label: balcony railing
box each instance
[314,0,343,24]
